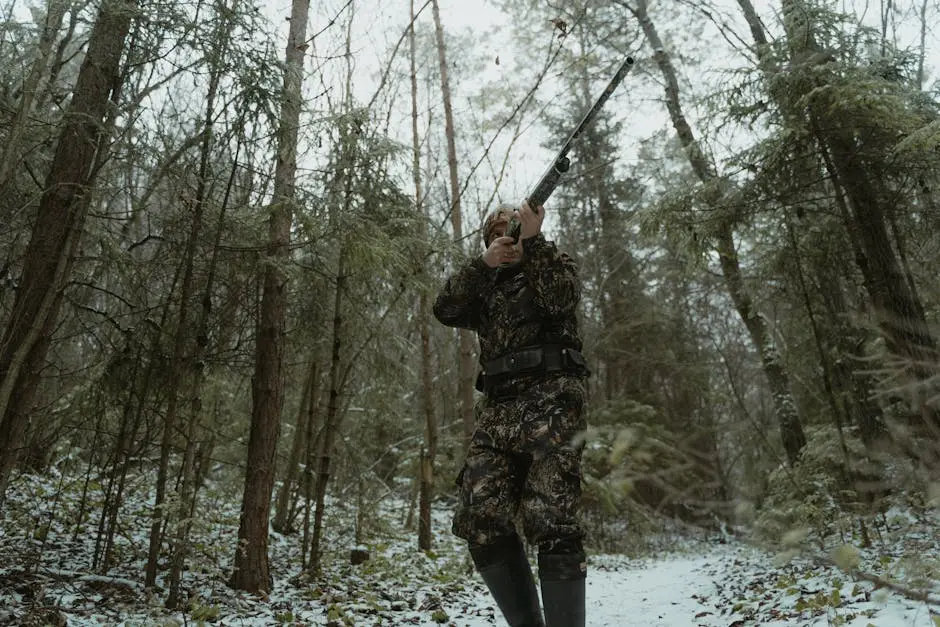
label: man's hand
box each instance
[515,201,544,240]
[482,236,522,268]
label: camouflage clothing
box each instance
[433,232,587,551]
[454,374,586,547]
[433,234,582,365]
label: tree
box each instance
[231,0,311,593]
[733,0,938,441]
[0,0,138,509]
[779,0,938,432]
[623,0,808,465]
[0,0,69,192]
[410,0,438,551]
[431,0,475,445]
[272,360,320,534]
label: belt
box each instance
[479,345,588,395]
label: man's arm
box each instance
[432,256,495,330]
[519,234,580,318]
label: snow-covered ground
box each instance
[592,548,939,627]
[1,471,938,626]
[443,545,939,627]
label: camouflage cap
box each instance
[482,207,515,247]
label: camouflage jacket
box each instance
[432,233,582,365]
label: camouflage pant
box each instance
[452,373,587,550]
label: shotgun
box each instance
[508,55,635,242]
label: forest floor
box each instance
[0,470,938,626]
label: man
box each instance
[433,201,589,627]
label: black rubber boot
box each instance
[538,552,586,627]
[470,536,544,627]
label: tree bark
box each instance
[309,249,347,575]
[300,364,323,570]
[307,7,359,577]
[166,55,239,606]
[817,266,888,447]
[231,0,310,594]
[0,0,137,509]
[818,129,937,405]
[714,226,807,464]
[412,0,437,551]
[144,13,231,589]
[272,361,318,533]
[431,0,475,446]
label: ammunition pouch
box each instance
[477,344,588,396]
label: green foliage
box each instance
[895,119,940,155]
[5,4,940,627]
[793,586,842,612]
[188,600,220,623]
[580,398,719,552]
[638,173,744,264]
[752,424,883,546]
[347,541,467,587]
[326,603,353,625]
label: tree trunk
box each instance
[0,0,137,510]
[94,344,143,573]
[819,130,937,406]
[166,65,239,607]
[431,0,475,446]
[412,0,437,550]
[785,217,855,462]
[714,226,807,464]
[631,0,807,464]
[916,0,928,90]
[231,0,310,594]
[818,268,887,447]
[309,249,347,575]
[144,258,196,586]
[814,135,888,446]
[307,10,362,576]
[144,12,234,586]
[272,361,318,534]
[300,364,324,570]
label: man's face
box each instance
[488,220,523,266]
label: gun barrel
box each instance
[527,156,571,208]
[526,55,634,207]
[508,55,635,243]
